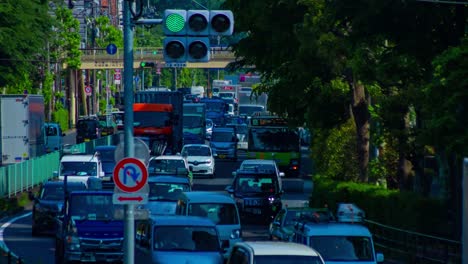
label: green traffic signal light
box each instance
[165,13,185,33]
[140,62,146,67]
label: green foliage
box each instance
[310,176,451,238]
[51,7,82,69]
[422,38,468,156]
[52,107,69,131]
[0,0,52,89]
[310,118,359,181]
[95,16,124,48]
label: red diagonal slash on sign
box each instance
[117,196,143,202]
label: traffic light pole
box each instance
[123,1,135,264]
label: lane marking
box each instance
[0,212,32,254]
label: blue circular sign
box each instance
[106,43,117,55]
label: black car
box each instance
[76,117,101,144]
[29,181,86,236]
[226,168,283,223]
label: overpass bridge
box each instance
[79,47,239,69]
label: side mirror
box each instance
[231,172,237,177]
[53,171,59,177]
[100,171,105,177]
[272,221,281,227]
[225,185,234,194]
[376,253,384,263]
[279,172,285,177]
[62,133,66,137]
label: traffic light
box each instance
[209,10,234,36]
[140,62,155,68]
[163,9,234,63]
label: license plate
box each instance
[219,154,226,159]
[246,208,262,214]
[84,139,90,142]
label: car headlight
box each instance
[205,159,212,164]
[268,196,276,204]
[66,235,80,251]
[230,229,241,239]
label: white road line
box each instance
[0,212,32,254]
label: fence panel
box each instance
[365,219,461,263]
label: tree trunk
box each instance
[351,82,370,182]
[397,110,413,191]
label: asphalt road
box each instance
[1,134,313,264]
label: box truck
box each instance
[0,95,46,165]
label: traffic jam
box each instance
[28,81,383,264]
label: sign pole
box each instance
[123,0,135,263]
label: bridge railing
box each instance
[365,219,461,263]
[80,47,236,62]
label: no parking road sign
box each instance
[113,157,149,204]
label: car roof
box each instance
[182,144,211,148]
[235,241,321,257]
[212,127,235,132]
[150,155,185,161]
[60,155,99,162]
[95,145,117,151]
[241,159,276,165]
[181,191,235,204]
[43,181,86,187]
[299,223,372,237]
[148,176,190,184]
[149,215,217,227]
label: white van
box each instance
[176,191,242,258]
[54,154,105,187]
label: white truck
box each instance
[0,95,46,166]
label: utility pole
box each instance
[122,0,135,263]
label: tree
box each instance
[94,16,124,48]
[0,0,53,91]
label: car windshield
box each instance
[46,125,59,136]
[133,111,171,127]
[183,115,203,128]
[219,93,234,99]
[40,184,84,200]
[148,159,187,175]
[96,149,115,162]
[204,102,225,112]
[211,131,234,142]
[309,236,374,261]
[148,182,190,201]
[153,226,220,251]
[254,255,323,264]
[249,128,300,152]
[235,174,277,193]
[182,146,211,156]
[76,120,98,133]
[60,161,97,176]
[239,106,264,116]
[69,194,122,220]
[188,203,239,225]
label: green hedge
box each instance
[52,108,69,131]
[309,176,451,238]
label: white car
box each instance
[54,154,105,187]
[181,144,215,178]
[226,241,325,264]
[234,159,285,178]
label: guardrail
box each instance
[365,219,461,263]
[0,135,118,198]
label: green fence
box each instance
[0,135,118,198]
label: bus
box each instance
[246,114,301,177]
